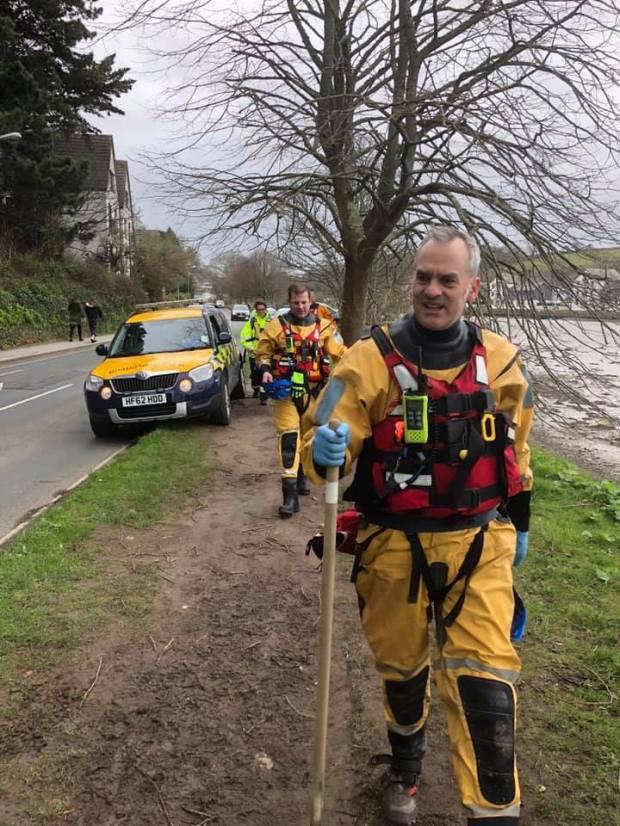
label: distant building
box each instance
[488,263,620,311]
[52,133,135,276]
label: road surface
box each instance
[0,315,247,541]
[0,347,131,540]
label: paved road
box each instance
[0,347,131,539]
[0,314,247,541]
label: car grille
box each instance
[116,403,177,419]
[111,373,179,393]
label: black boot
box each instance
[297,466,311,496]
[278,478,299,518]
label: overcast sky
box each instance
[89,14,194,243]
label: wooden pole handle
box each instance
[310,420,342,825]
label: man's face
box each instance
[256,305,267,318]
[290,291,311,319]
[412,238,480,330]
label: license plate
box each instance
[121,393,167,407]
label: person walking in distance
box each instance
[68,297,84,342]
[84,298,103,343]
[256,284,347,518]
[303,226,533,826]
[240,300,270,405]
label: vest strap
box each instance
[407,527,487,646]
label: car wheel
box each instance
[210,376,232,425]
[230,367,246,400]
[89,413,119,438]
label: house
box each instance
[52,133,135,276]
[487,261,620,311]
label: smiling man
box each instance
[302,226,534,826]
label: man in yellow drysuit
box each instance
[240,300,270,404]
[302,226,533,826]
[256,283,347,517]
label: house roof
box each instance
[52,134,115,192]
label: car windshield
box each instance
[109,317,212,356]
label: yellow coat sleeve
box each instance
[483,331,534,492]
[255,317,284,368]
[320,322,348,361]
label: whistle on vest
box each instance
[402,393,429,444]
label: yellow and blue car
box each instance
[84,301,244,437]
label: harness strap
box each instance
[407,528,486,646]
[350,527,386,583]
[431,421,485,509]
[370,325,394,357]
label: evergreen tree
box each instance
[0,1,133,252]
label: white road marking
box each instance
[0,368,23,377]
[0,383,3,393]
[0,383,74,413]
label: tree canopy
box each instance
[123,0,620,343]
[0,0,133,253]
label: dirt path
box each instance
[0,401,548,825]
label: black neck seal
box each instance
[389,313,477,370]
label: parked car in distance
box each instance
[231,303,250,321]
[84,299,244,437]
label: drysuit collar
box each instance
[389,313,476,370]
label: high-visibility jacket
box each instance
[240,313,269,354]
[256,311,347,384]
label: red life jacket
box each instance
[369,326,523,520]
[274,315,329,383]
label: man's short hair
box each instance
[415,226,481,277]
[288,283,311,302]
[254,300,266,310]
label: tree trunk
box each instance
[340,257,371,345]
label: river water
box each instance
[497,318,620,481]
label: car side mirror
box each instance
[95,343,109,356]
[217,331,232,345]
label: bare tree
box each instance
[205,249,292,304]
[118,0,620,347]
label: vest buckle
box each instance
[480,411,496,442]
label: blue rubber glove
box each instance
[313,423,351,467]
[514,531,529,568]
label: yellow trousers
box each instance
[273,397,303,479]
[355,517,521,821]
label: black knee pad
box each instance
[468,819,519,825]
[458,676,516,805]
[280,431,298,469]
[385,666,429,727]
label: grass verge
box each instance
[517,446,619,825]
[0,421,212,690]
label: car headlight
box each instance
[179,378,193,393]
[188,363,214,383]
[85,374,104,391]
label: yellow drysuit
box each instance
[302,322,533,822]
[256,311,347,479]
